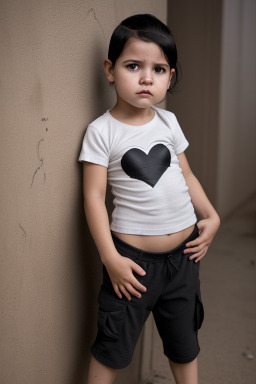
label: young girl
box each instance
[78,14,220,384]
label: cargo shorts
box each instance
[91,224,204,369]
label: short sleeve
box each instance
[172,114,189,155]
[78,125,109,167]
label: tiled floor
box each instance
[149,194,256,384]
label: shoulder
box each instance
[153,106,188,153]
[88,110,111,134]
[153,106,180,127]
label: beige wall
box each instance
[0,1,167,384]
[167,0,256,219]
[167,0,222,207]
[217,0,256,217]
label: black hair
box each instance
[108,14,181,93]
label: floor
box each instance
[149,194,256,384]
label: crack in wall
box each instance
[30,138,46,188]
[87,8,105,36]
[19,224,27,242]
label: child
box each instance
[78,14,220,384]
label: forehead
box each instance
[118,37,168,63]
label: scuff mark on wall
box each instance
[41,117,49,132]
[19,224,27,242]
[30,138,46,188]
[87,8,105,37]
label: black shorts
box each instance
[91,224,204,369]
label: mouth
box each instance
[137,90,152,96]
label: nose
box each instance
[139,70,153,85]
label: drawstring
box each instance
[167,255,179,279]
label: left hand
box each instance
[183,217,220,262]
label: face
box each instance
[104,38,175,110]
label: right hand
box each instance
[103,253,147,301]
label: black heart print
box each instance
[121,144,171,187]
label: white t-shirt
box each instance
[78,106,197,235]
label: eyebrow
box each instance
[122,59,169,67]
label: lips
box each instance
[137,90,152,95]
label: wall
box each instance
[217,0,256,217]
[167,0,222,207]
[167,0,256,219]
[0,1,167,384]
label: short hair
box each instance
[108,14,181,93]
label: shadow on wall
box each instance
[70,43,115,384]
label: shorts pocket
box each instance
[97,287,127,341]
[194,292,204,331]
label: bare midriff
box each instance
[112,224,195,253]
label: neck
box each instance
[110,100,154,126]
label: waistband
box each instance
[111,224,199,262]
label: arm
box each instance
[177,152,220,262]
[83,162,147,300]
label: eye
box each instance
[127,63,139,71]
[154,67,166,74]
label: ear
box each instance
[168,68,175,89]
[103,59,115,83]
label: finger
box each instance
[131,277,147,293]
[124,283,142,299]
[185,237,205,248]
[190,248,207,261]
[194,248,208,262]
[185,243,206,255]
[119,285,132,301]
[189,249,205,260]
[113,284,122,299]
[130,260,146,276]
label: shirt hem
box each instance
[175,141,189,155]
[78,155,108,167]
[110,216,197,235]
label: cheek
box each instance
[158,77,171,91]
[115,75,134,93]
[121,72,137,84]
[115,72,130,85]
